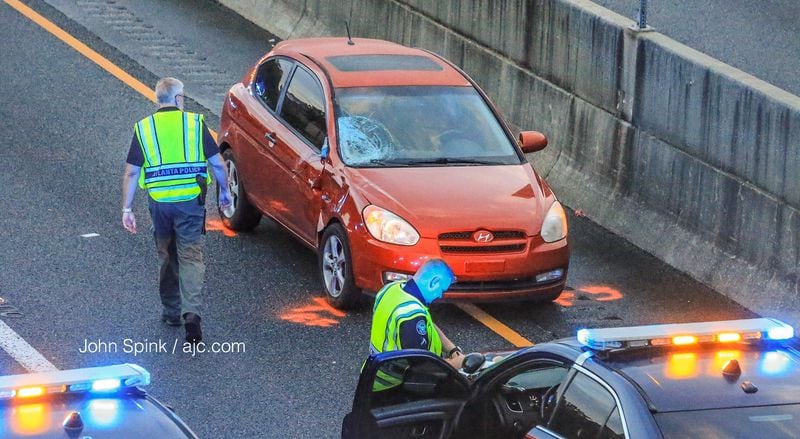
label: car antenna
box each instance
[345,20,355,45]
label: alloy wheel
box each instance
[322,235,346,298]
[223,158,239,218]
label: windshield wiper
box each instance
[366,158,412,167]
[403,158,502,165]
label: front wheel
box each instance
[217,149,261,231]
[319,224,360,309]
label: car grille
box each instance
[438,231,526,241]
[440,244,526,254]
[438,230,527,254]
[448,276,559,292]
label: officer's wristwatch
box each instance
[447,346,462,358]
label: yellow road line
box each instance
[4,0,154,101]
[456,303,533,348]
[4,0,217,138]
[8,0,532,348]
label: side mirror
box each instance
[518,131,548,153]
[461,353,486,374]
[320,138,330,163]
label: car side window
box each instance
[547,372,622,439]
[600,407,624,439]
[280,67,327,149]
[496,362,569,431]
[253,58,292,111]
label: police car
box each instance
[343,318,800,438]
[0,364,197,438]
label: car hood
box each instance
[344,164,552,238]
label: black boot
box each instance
[183,313,202,344]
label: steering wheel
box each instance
[540,384,560,420]
[432,129,484,156]
[491,385,526,438]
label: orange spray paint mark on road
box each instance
[555,285,624,307]
[580,285,624,302]
[205,218,236,237]
[554,290,576,307]
[279,297,347,328]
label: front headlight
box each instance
[541,201,568,243]
[363,205,420,246]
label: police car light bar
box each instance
[0,364,150,401]
[577,318,795,351]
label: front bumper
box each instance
[349,228,570,301]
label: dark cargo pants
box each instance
[149,197,205,320]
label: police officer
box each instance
[121,77,232,344]
[369,259,465,369]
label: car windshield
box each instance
[655,404,800,438]
[334,86,522,167]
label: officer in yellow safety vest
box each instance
[121,77,232,344]
[369,259,465,389]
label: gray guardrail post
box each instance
[638,0,648,29]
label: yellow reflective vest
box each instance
[370,282,442,356]
[134,110,208,202]
[368,282,443,391]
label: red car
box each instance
[216,38,569,308]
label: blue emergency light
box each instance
[577,318,795,351]
[0,364,149,401]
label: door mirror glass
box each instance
[519,131,548,153]
[320,138,329,162]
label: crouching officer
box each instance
[121,77,232,344]
[369,259,465,375]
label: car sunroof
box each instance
[326,55,443,72]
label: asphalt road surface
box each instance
[593,0,800,97]
[0,0,758,437]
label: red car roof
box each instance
[271,38,471,88]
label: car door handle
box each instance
[264,131,277,143]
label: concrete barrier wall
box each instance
[219,0,800,319]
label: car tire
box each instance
[217,149,261,231]
[319,224,360,309]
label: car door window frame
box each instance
[344,350,471,438]
[275,63,328,153]
[251,56,296,115]
[471,353,572,437]
[546,365,630,439]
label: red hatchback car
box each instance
[216,38,569,308]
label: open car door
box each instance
[342,350,471,439]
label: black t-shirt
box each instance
[126,108,220,166]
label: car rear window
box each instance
[326,55,443,72]
[655,404,800,438]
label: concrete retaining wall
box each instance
[219,0,800,320]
